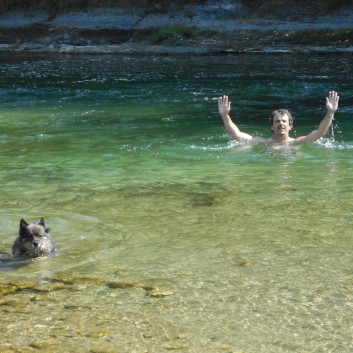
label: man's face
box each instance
[271,113,292,136]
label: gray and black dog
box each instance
[12,218,58,258]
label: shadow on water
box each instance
[0,254,34,271]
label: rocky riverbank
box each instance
[0,2,353,55]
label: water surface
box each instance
[0,53,352,353]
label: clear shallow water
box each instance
[0,54,352,352]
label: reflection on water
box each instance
[0,54,353,352]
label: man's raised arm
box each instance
[296,91,339,143]
[218,95,266,143]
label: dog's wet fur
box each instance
[12,218,58,258]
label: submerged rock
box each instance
[30,341,54,349]
[190,193,217,207]
[48,274,105,285]
[10,280,37,290]
[30,294,58,302]
[0,281,37,297]
[106,280,155,291]
[239,261,257,267]
[0,298,28,307]
[86,329,109,338]
[106,280,173,297]
[148,288,174,298]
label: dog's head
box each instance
[13,218,55,258]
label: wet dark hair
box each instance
[269,109,293,131]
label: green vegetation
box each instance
[150,25,195,44]
[284,29,353,46]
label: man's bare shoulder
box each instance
[252,136,297,144]
[250,136,271,144]
[294,134,324,143]
[240,136,301,145]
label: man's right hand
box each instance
[326,91,339,114]
[218,95,231,118]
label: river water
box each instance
[0,53,352,353]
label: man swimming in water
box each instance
[218,91,339,144]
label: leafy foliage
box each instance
[150,25,194,44]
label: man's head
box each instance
[269,109,293,137]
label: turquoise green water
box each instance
[0,54,352,352]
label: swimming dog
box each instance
[12,218,58,258]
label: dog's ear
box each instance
[38,218,50,233]
[20,219,28,228]
[38,218,45,227]
[19,219,29,236]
